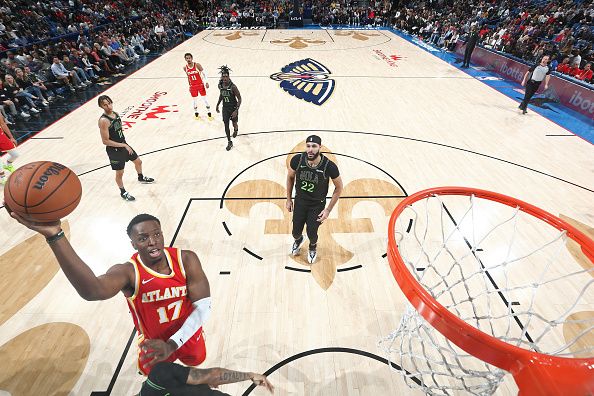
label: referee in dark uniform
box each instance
[98,95,154,201]
[462,25,479,68]
[286,135,343,264]
[519,55,551,114]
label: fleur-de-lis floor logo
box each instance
[334,30,381,41]
[270,36,326,49]
[225,142,405,289]
[270,58,335,106]
[213,31,260,40]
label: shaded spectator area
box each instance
[0,0,202,145]
[1,0,591,149]
[389,0,593,85]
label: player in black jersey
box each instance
[135,361,273,396]
[215,66,242,151]
[98,95,154,201]
[286,135,343,264]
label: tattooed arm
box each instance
[188,367,274,392]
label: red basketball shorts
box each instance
[0,133,16,151]
[138,328,206,375]
[189,84,206,97]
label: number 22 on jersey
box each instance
[301,181,314,192]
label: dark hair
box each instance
[127,214,161,236]
[219,65,231,76]
[97,95,112,107]
[184,53,193,58]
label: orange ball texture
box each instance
[4,161,82,222]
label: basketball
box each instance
[4,161,82,222]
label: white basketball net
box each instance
[379,193,594,395]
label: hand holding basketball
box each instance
[3,161,82,223]
[6,208,62,238]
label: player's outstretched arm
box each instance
[188,366,274,393]
[7,211,132,301]
[139,362,274,394]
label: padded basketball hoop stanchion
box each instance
[387,187,594,396]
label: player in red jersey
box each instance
[183,53,212,120]
[6,212,212,376]
[0,112,20,184]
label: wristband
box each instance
[46,230,65,244]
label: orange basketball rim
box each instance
[387,187,594,396]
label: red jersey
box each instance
[184,62,204,87]
[557,63,571,74]
[576,69,592,81]
[0,128,15,151]
[126,247,195,340]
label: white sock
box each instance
[6,149,18,162]
[192,98,199,112]
[202,96,210,109]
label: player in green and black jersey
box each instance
[286,135,343,264]
[215,66,242,151]
[136,361,273,396]
[98,95,154,201]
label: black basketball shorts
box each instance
[106,146,138,170]
[222,107,238,123]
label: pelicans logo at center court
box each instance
[270,58,335,106]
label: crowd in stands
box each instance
[391,0,593,84]
[0,0,200,127]
[199,1,294,29]
[310,0,393,27]
[0,0,591,132]
[203,0,593,85]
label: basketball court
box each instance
[0,28,592,395]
